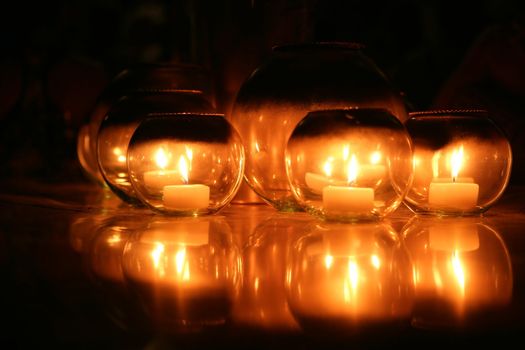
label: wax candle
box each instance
[428,146,479,209]
[305,172,345,194]
[322,155,374,212]
[162,154,210,210]
[144,170,182,189]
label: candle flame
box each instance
[178,155,189,183]
[175,247,190,281]
[323,157,334,177]
[343,145,350,161]
[450,145,464,181]
[324,254,334,269]
[151,242,166,277]
[347,155,358,184]
[370,151,381,165]
[155,148,168,169]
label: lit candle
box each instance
[323,155,374,212]
[143,148,181,189]
[428,146,479,209]
[163,154,210,210]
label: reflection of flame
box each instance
[347,155,358,184]
[344,259,359,304]
[451,250,465,297]
[175,248,190,281]
[324,255,334,269]
[113,147,126,163]
[151,242,166,277]
[155,148,168,169]
[370,151,381,165]
[343,145,350,161]
[178,156,189,183]
[370,254,381,269]
[323,157,334,177]
[450,145,464,181]
[106,233,122,246]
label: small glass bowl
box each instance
[285,221,413,332]
[404,110,512,216]
[402,217,512,329]
[97,90,214,205]
[285,108,413,222]
[127,113,245,216]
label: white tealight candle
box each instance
[163,184,210,210]
[305,172,345,194]
[161,154,210,211]
[428,146,479,210]
[322,155,374,213]
[323,186,374,212]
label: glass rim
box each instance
[272,41,365,52]
[408,109,489,117]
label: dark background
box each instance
[0,0,524,182]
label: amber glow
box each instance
[370,151,381,165]
[113,147,126,163]
[155,148,169,169]
[323,157,334,177]
[450,145,465,181]
[324,254,334,269]
[175,248,190,281]
[347,155,358,184]
[106,233,122,246]
[151,242,166,277]
[432,151,441,178]
[343,259,359,304]
[451,250,465,297]
[178,156,189,183]
[370,254,381,269]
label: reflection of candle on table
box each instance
[428,222,479,252]
[323,155,374,212]
[163,154,210,210]
[428,146,479,209]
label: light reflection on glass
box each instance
[286,222,413,332]
[403,217,513,329]
[121,217,240,331]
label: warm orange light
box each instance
[451,250,465,297]
[450,145,465,181]
[323,157,334,177]
[370,151,381,165]
[155,148,169,169]
[151,242,166,277]
[324,254,334,269]
[178,156,189,183]
[347,155,358,184]
[175,247,190,281]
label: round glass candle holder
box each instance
[127,113,244,216]
[97,90,214,205]
[402,217,512,329]
[231,42,408,212]
[121,216,241,330]
[286,222,413,332]
[285,108,413,222]
[404,110,512,216]
[77,63,214,185]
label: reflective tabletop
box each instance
[1,180,524,348]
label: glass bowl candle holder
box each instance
[127,113,245,216]
[231,42,408,212]
[402,217,512,329]
[285,108,413,222]
[285,222,413,332]
[404,110,512,216]
[97,90,214,205]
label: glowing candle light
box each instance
[163,153,210,210]
[323,155,374,212]
[143,148,182,190]
[428,145,479,209]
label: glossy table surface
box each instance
[1,179,525,348]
